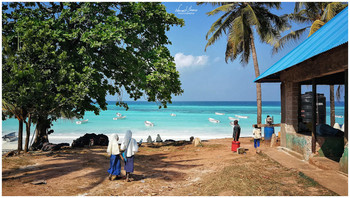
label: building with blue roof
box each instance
[255,7,348,173]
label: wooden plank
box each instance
[252,123,281,128]
[345,70,348,141]
[312,79,317,153]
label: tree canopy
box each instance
[3,2,184,115]
[2,2,184,150]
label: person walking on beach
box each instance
[232,120,241,142]
[107,134,122,181]
[253,126,262,153]
[121,130,139,182]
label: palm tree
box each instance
[273,2,347,53]
[200,2,288,124]
[273,2,347,126]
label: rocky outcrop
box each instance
[72,133,109,148]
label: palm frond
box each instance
[272,27,309,54]
[288,12,312,23]
[206,3,235,16]
[197,2,231,6]
[205,11,231,39]
[336,85,343,101]
[322,3,347,22]
[308,20,325,37]
[205,10,238,51]
[294,2,305,13]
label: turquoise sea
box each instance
[2,101,345,143]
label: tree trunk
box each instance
[330,85,335,127]
[250,34,262,125]
[24,115,31,152]
[18,119,23,153]
[31,116,50,150]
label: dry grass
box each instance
[181,153,338,196]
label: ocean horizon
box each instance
[2,101,345,144]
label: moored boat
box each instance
[215,112,225,115]
[208,118,220,123]
[228,117,239,121]
[235,115,248,119]
[113,116,126,120]
[335,115,344,118]
[170,113,176,117]
[76,119,88,124]
[145,121,154,127]
[2,132,18,142]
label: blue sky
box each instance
[106,2,344,102]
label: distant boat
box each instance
[145,121,154,127]
[113,116,126,120]
[116,113,122,117]
[170,113,176,117]
[335,115,344,118]
[229,121,236,126]
[208,118,220,123]
[235,115,248,119]
[228,117,239,121]
[76,119,88,124]
[215,112,225,115]
[2,132,18,142]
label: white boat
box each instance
[208,118,220,123]
[215,112,225,115]
[228,117,239,121]
[2,132,18,142]
[229,121,236,126]
[116,113,122,117]
[170,113,176,117]
[113,116,126,120]
[235,115,248,119]
[145,121,154,127]
[335,115,344,118]
[76,119,88,124]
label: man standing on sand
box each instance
[232,120,241,142]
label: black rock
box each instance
[72,133,109,147]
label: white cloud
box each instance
[174,53,209,69]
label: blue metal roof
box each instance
[255,6,348,83]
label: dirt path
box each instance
[2,138,337,196]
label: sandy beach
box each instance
[2,137,337,196]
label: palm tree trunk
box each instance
[18,119,23,153]
[330,85,335,127]
[250,33,262,124]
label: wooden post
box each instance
[345,70,348,142]
[330,85,335,127]
[297,83,301,132]
[312,79,317,153]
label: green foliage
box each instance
[2,2,184,125]
[203,3,288,64]
[273,2,347,53]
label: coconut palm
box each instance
[273,2,347,53]
[200,2,288,124]
[273,2,347,126]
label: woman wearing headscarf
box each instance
[107,134,121,180]
[120,130,138,182]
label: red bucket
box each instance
[231,141,240,152]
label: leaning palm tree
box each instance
[200,2,288,124]
[273,2,347,126]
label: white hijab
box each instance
[107,134,120,155]
[121,130,138,157]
